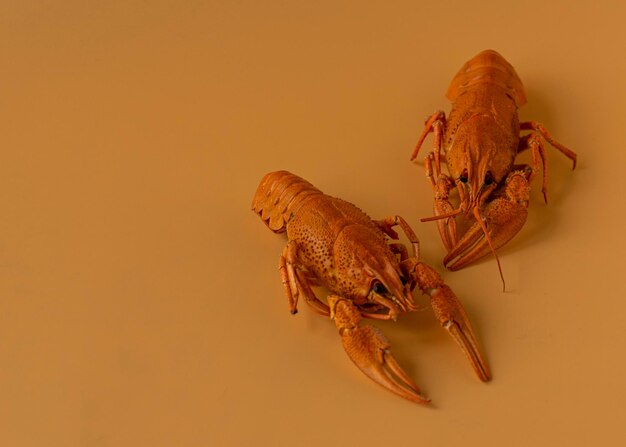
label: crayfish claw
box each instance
[430,285,491,382]
[443,172,530,273]
[329,296,430,404]
[411,262,491,381]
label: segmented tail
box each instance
[446,49,527,106]
[251,171,322,233]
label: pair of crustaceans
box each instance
[252,50,576,404]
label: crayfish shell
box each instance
[446,49,527,107]
[251,171,322,233]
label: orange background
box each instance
[1,1,625,446]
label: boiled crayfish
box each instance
[252,170,490,403]
[410,50,577,289]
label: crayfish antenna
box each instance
[472,206,506,292]
[420,208,462,223]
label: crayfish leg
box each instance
[279,241,329,316]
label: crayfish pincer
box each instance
[410,50,577,290]
[252,170,490,403]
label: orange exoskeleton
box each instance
[252,170,490,404]
[410,50,577,289]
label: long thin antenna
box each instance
[472,206,506,292]
[420,208,462,222]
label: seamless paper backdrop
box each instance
[1,1,624,446]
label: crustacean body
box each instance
[252,170,490,403]
[410,50,577,284]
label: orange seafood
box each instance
[252,170,490,403]
[410,50,577,289]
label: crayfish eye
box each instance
[459,170,468,183]
[372,282,387,295]
[484,171,494,186]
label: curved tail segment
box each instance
[446,49,527,107]
[251,170,323,233]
